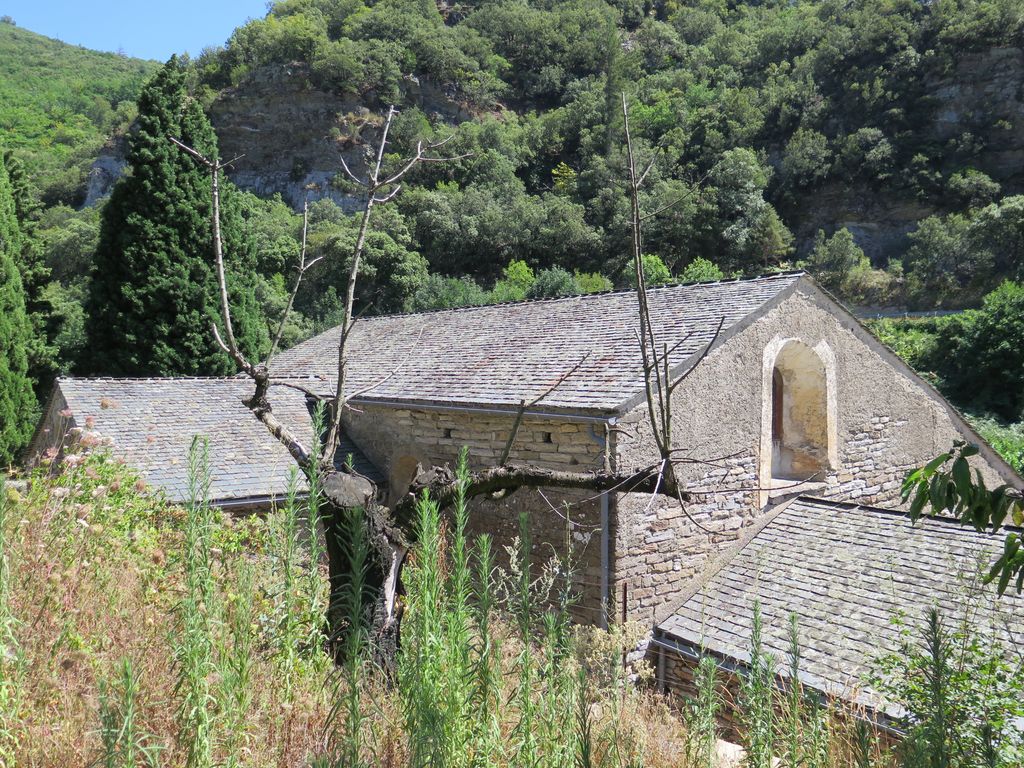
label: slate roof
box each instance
[656,497,1024,718]
[42,377,382,505]
[270,273,804,414]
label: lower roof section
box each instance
[34,377,383,506]
[656,496,1024,718]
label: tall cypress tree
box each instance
[0,155,37,465]
[3,150,57,391]
[84,57,268,376]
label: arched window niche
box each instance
[760,338,838,489]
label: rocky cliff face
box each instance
[83,136,127,208]
[929,46,1024,181]
[209,63,365,209]
[209,62,471,209]
[84,62,472,209]
[794,46,1024,260]
[83,49,1024,262]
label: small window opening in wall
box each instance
[542,431,553,443]
[443,428,453,439]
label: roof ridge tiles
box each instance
[57,375,248,383]
[348,270,808,323]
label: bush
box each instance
[573,270,613,293]
[801,228,868,293]
[628,254,673,288]
[947,168,1001,209]
[872,607,1024,767]
[411,274,488,311]
[970,416,1024,475]
[937,281,1024,421]
[526,267,580,298]
[679,257,724,283]
[490,259,535,303]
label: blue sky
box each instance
[3,1,269,60]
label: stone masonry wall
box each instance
[613,286,1017,631]
[342,403,611,624]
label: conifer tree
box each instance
[3,150,57,391]
[0,155,36,465]
[84,57,268,376]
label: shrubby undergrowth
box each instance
[2,446,1021,766]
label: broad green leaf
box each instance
[923,453,951,476]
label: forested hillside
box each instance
[187,0,1024,312]
[0,19,158,206]
[5,0,1024,463]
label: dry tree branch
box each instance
[398,461,691,523]
[343,326,427,402]
[499,354,591,466]
[667,316,726,395]
[266,198,318,366]
[324,107,470,460]
[171,136,313,466]
[170,137,254,378]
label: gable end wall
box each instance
[612,286,1014,627]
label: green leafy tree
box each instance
[933,282,1024,422]
[781,128,831,188]
[802,228,868,293]
[904,214,972,308]
[84,57,268,376]
[947,168,1001,210]
[0,156,36,464]
[706,148,791,274]
[411,274,487,311]
[3,150,57,391]
[526,267,579,299]
[903,440,1024,595]
[573,270,613,293]
[679,257,724,283]
[305,226,429,317]
[628,253,672,287]
[491,259,535,303]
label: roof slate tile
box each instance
[270,273,802,413]
[657,497,1024,716]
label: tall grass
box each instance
[0,479,19,765]
[175,438,217,768]
[314,504,372,768]
[96,658,161,768]
[271,469,305,699]
[217,561,254,768]
[741,602,775,767]
[686,655,720,768]
[6,444,1023,767]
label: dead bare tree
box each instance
[620,93,723,531]
[173,99,724,660]
[267,198,319,365]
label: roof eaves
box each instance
[792,494,1024,535]
[347,395,619,422]
[650,627,907,731]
